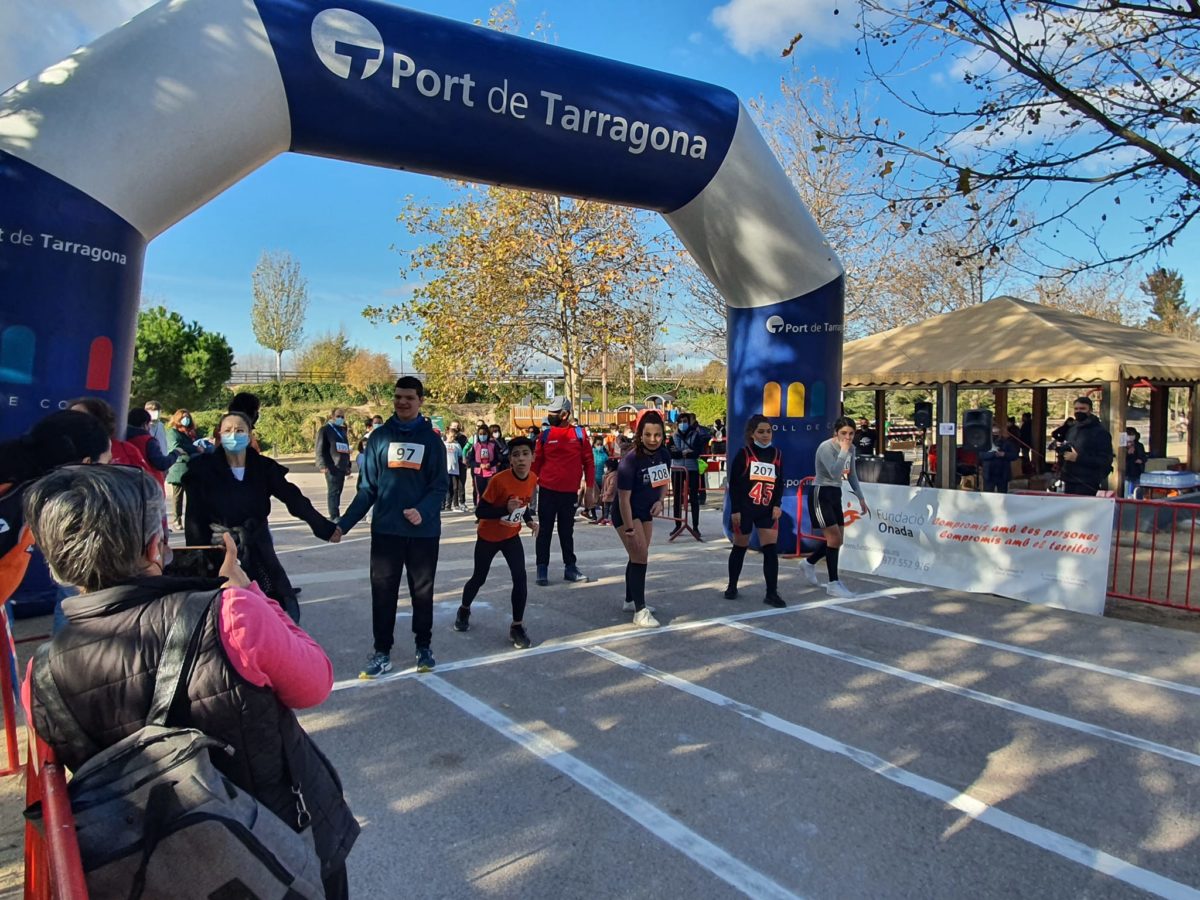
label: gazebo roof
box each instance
[842,296,1200,388]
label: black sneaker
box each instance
[415,646,436,672]
[723,587,739,600]
[359,651,392,680]
[563,565,590,583]
[509,624,532,650]
[763,593,786,609]
[536,564,549,586]
[453,607,470,632]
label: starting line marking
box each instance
[727,621,1200,769]
[827,606,1200,698]
[420,674,803,900]
[584,646,1200,900]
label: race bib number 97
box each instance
[749,461,775,482]
[647,463,670,488]
[387,442,426,470]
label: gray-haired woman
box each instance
[24,464,358,897]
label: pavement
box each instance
[4,458,1200,898]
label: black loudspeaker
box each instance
[962,409,994,451]
[913,401,933,430]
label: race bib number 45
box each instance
[749,461,775,482]
[647,463,670,488]
[387,442,426,470]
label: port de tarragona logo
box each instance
[311,9,385,80]
[765,315,785,334]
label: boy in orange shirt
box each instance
[454,437,539,649]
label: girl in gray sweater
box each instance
[802,416,870,597]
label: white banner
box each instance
[839,484,1115,615]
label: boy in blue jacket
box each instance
[339,377,448,676]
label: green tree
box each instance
[251,250,309,379]
[294,328,356,380]
[131,306,233,409]
[1141,267,1197,337]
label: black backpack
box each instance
[27,591,326,900]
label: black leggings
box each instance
[671,469,701,530]
[461,535,527,621]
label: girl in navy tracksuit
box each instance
[725,414,786,607]
[612,411,672,628]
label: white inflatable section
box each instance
[0,0,291,239]
[665,103,842,309]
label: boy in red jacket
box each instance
[531,397,596,586]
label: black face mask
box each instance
[1074,411,1088,422]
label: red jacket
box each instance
[532,425,595,493]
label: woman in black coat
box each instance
[184,411,340,622]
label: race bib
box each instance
[387,442,426,470]
[478,445,492,463]
[335,441,350,454]
[503,505,527,525]
[749,461,775,482]
[647,463,670,488]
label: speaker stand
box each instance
[915,430,934,487]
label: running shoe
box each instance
[723,587,739,600]
[763,593,786,608]
[622,602,656,613]
[826,581,856,599]
[801,561,821,587]
[509,624,532,650]
[564,565,590,583]
[669,524,684,538]
[415,646,436,672]
[632,608,660,628]
[453,607,470,632]
[536,564,549,586]
[358,652,392,680]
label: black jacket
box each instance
[32,577,358,877]
[1062,414,1115,489]
[315,422,351,476]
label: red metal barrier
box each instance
[1,606,21,777]
[24,734,88,900]
[1109,495,1200,612]
[787,477,824,558]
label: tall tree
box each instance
[793,1,1200,275]
[131,305,233,410]
[344,349,397,404]
[294,328,356,380]
[1140,266,1197,337]
[250,250,309,379]
[365,188,673,402]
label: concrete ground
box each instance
[5,459,1200,898]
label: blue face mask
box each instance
[333,417,345,427]
[753,439,772,449]
[678,422,689,433]
[180,416,191,427]
[221,433,250,453]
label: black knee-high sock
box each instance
[808,544,827,566]
[826,546,840,582]
[727,545,747,589]
[628,562,648,611]
[762,543,779,595]
[625,561,632,603]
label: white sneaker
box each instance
[826,581,856,599]
[632,608,660,627]
[623,602,656,613]
[801,561,821,587]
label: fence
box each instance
[24,734,87,900]
[1110,495,1200,612]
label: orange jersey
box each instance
[477,469,538,543]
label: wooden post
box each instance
[993,387,1008,432]
[1103,379,1124,493]
[1149,384,1169,458]
[1031,387,1048,474]
[1190,384,1200,471]
[874,389,888,452]
[936,382,958,489]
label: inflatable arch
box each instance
[0,0,844,549]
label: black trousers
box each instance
[325,470,346,519]
[444,473,463,510]
[535,487,578,567]
[671,469,701,529]
[1063,480,1100,496]
[472,473,492,507]
[462,535,527,621]
[369,533,440,652]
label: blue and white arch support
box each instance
[0,0,843,551]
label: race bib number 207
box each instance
[387,442,426,470]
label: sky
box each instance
[4,0,1197,372]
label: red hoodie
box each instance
[532,425,595,493]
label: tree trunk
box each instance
[601,344,609,412]
[275,349,282,382]
[627,321,636,403]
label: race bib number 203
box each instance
[387,442,426,470]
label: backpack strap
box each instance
[33,642,100,760]
[145,590,220,726]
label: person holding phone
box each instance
[183,411,340,623]
[725,414,786,607]
[611,411,672,627]
[23,464,358,898]
[801,416,870,598]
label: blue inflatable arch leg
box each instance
[0,0,844,551]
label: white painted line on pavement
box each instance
[584,646,1200,900]
[276,537,371,554]
[828,606,1200,698]
[728,621,1200,769]
[420,674,803,900]
[331,589,923,692]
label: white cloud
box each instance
[711,0,854,57]
[0,0,155,92]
